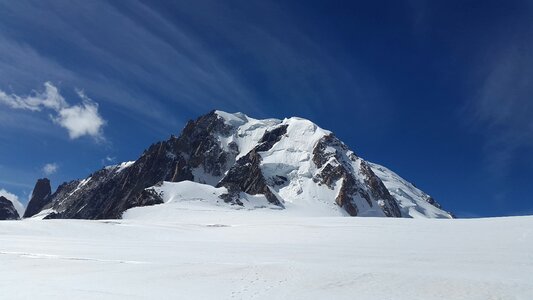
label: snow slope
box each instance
[369,162,453,219]
[1,208,531,299]
[149,181,283,212]
[139,180,344,218]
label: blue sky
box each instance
[0,0,532,217]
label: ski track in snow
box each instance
[0,211,532,299]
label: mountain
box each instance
[23,178,52,218]
[0,196,20,220]
[26,110,453,220]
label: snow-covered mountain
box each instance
[24,110,452,220]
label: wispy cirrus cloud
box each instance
[0,1,384,129]
[466,41,533,174]
[0,0,261,130]
[0,82,106,140]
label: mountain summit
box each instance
[25,110,453,219]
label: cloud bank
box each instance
[0,82,106,140]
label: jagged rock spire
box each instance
[23,178,52,218]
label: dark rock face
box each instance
[312,135,365,216]
[312,134,401,217]
[44,136,191,219]
[0,196,20,220]
[23,178,52,218]
[217,150,281,206]
[177,111,236,181]
[38,110,242,220]
[217,125,288,206]
[359,161,402,217]
[256,125,288,152]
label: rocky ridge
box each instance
[0,196,20,220]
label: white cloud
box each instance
[0,188,19,202]
[0,188,25,216]
[42,163,59,175]
[0,81,67,111]
[0,82,106,140]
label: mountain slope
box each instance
[369,163,453,219]
[27,110,452,219]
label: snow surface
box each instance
[115,161,135,173]
[1,204,531,299]
[142,181,342,217]
[215,110,250,127]
[148,181,281,211]
[215,110,282,161]
[104,160,135,173]
[29,208,57,220]
[70,176,92,195]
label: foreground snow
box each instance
[0,208,531,299]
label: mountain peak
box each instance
[214,110,251,126]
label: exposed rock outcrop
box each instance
[312,134,401,217]
[217,125,288,206]
[0,196,20,220]
[23,178,52,218]
[43,137,190,219]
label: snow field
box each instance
[0,207,531,299]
